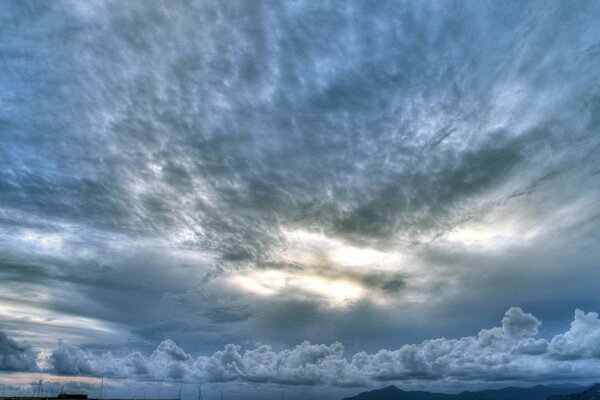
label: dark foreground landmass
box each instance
[548,384,600,400]
[1,384,598,400]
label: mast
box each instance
[197,385,203,400]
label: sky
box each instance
[1,0,600,399]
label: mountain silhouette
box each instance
[548,384,600,400]
[343,384,583,400]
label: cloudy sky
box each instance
[1,0,600,399]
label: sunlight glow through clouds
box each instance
[227,229,415,306]
[280,229,403,270]
[0,300,121,345]
[19,230,64,253]
[230,270,366,307]
[442,193,596,250]
[0,372,103,387]
[445,223,530,248]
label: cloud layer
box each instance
[5,308,600,387]
[1,0,600,391]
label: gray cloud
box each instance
[502,307,541,339]
[3,0,598,251]
[1,0,600,390]
[50,341,96,376]
[40,308,600,386]
[0,331,38,371]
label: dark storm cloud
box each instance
[0,331,38,371]
[1,0,600,390]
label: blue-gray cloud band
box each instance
[3,308,600,386]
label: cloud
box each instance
[2,0,599,256]
[502,307,541,339]
[549,310,600,360]
[43,307,600,386]
[50,340,96,375]
[1,0,600,386]
[0,331,38,371]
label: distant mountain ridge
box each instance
[343,384,586,400]
[548,384,600,400]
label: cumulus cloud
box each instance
[50,340,97,375]
[0,331,38,371]
[45,308,600,386]
[549,310,600,360]
[502,307,541,338]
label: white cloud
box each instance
[38,307,600,386]
[549,309,600,360]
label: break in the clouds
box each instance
[1,0,600,393]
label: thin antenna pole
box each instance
[178,388,181,400]
[100,378,104,400]
[198,385,203,400]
